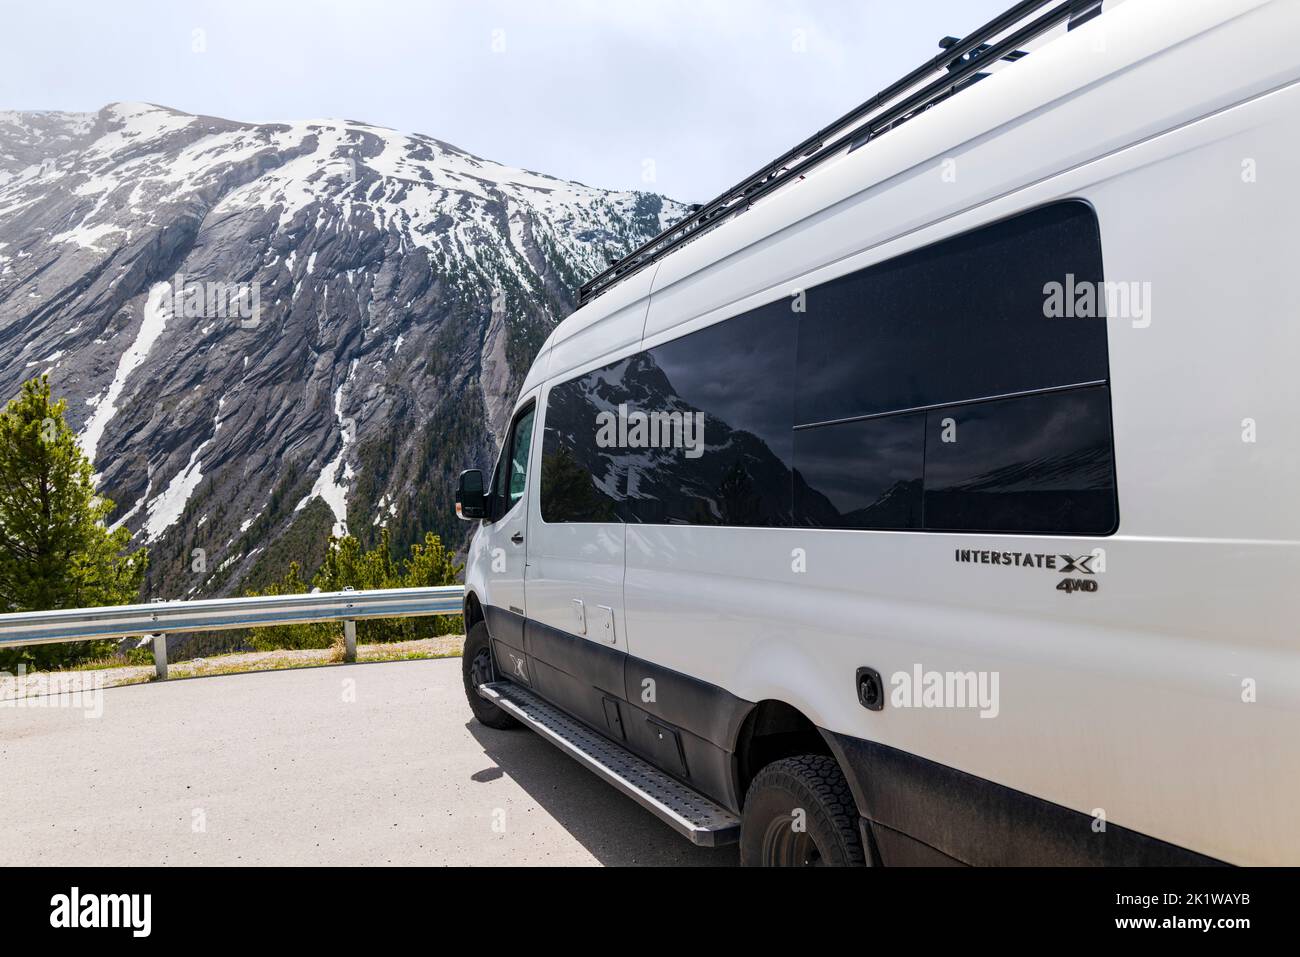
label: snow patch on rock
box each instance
[80,282,172,467]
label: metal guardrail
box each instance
[0,586,465,678]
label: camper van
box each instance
[454,0,1300,866]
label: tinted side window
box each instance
[795,201,1108,426]
[540,359,629,524]
[923,386,1117,534]
[625,304,795,526]
[541,202,1115,535]
[793,413,925,529]
[507,406,535,506]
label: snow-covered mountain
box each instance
[0,102,687,598]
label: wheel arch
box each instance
[732,698,839,809]
[463,590,485,632]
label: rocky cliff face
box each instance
[0,102,686,598]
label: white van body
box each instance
[462,0,1300,865]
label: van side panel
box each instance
[622,15,1300,863]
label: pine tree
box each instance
[0,375,147,669]
[400,531,462,638]
[244,561,330,651]
[245,527,463,650]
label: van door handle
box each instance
[511,532,524,545]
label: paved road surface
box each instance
[0,658,738,866]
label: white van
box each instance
[455,0,1300,866]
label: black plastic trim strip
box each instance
[826,733,1225,866]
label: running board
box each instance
[479,681,741,847]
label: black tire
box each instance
[462,620,520,730]
[739,755,866,866]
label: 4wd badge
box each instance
[954,548,1101,594]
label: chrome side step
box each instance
[479,681,741,847]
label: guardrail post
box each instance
[152,634,168,679]
[343,620,357,663]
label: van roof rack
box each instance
[577,0,1102,307]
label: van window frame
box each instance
[535,199,1119,537]
[488,399,537,523]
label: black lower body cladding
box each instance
[826,734,1224,866]
[522,614,749,811]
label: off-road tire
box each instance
[462,620,520,730]
[739,754,866,866]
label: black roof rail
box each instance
[577,0,1098,307]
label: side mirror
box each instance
[456,469,486,520]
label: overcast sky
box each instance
[2,0,1011,202]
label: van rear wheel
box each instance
[739,755,866,866]
[462,621,520,730]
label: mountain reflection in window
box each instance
[540,304,796,528]
[922,386,1117,535]
[794,414,925,529]
[792,388,1116,534]
[626,304,794,527]
[540,358,630,523]
[539,202,1116,536]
